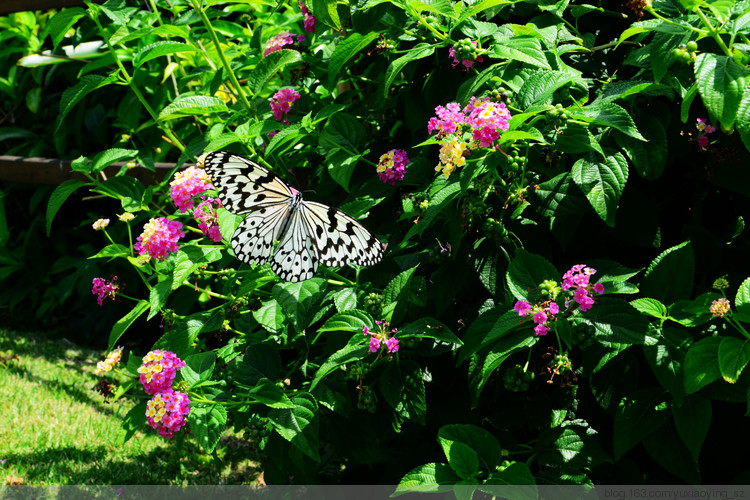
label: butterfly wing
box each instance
[300,201,384,268]
[270,207,318,282]
[231,202,292,266]
[199,151,294,214]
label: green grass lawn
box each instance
[0,329,261,485]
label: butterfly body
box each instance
[198,151,384,282]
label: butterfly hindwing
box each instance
[198,150,384,282]
[200,151,293,214]
[300,201,384,268]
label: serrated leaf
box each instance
[438,424,503,471]
[380,360,427,424]
[47,8,86,50]
[269,392,320,460]
[718,336,750,383]
[672,394,711,462]
[516,70,581,108]
[578,297,657,345]
[57,74,118,132]
[248,378,295,408]
[311,340,368,390]
[331,287,357,312]
[630,298,668,318]
[506,249,558,301]
[248,49,302,94]
[189,404,227,453]
[134,41,199,67]
[384,43,435,96]
[91,148,138,173]
[695,53,750,132]
[273,278,327,332]
[735,277,750,316]
[684,336,722,394]
[182,352,216,387]
[158,95,228,120]
[488,37,550,69]
[253,299,286,334]
[328,32,380,87]
[641,241,694,305]
[89,243,130,260]
[318,309,374,333]
[394,463,461,494]
[571,152,629,227]
[553,123,605,158]
[398,317,462,345]
[312,0,342,29]
[148,279,172,320]
[46,180,88,236]
[576,102,645,140]
[614,388,669,459]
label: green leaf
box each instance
[272,278,327,332]
[109,300,150,350]
[578,297,657,345]
[88,243,130,260]
[253,299,286,334]
[516,69,581,108]
[331,287,357,312]
[247,378,295,408]
[439,440,478,479]
[91,176,149,212]
[325,149,360,192]
[459,309,520,363]
[398,317,462,345]
[613,388,669,460]
[468,331,538,405]
[380,360,427,424]
[148,279,172,320]
[506,249,558,302]
[311,340,368,390]
[735,277,750,316]
[438,424,503,472]
[553,123,605,158]
[536,425,611,468]
[158,95,229,120]
[641,241,694,305]
[394,463,461,493]
[182,352,216,387]
[133,41,199,67]
[488,37,550,69]
[189,404,227,453]
[615,119,668,180]
[318,309,374,333]
[248,49,302,94]
[458,0,514,21]
[312,0,342,29]
[671,394,711,462]
[630,298,668,319]
[642,423,700,483]
[46,8,86,50]
[57,74,118,132]
[46,180,88,236]
[576,102,645,140]
[644,328,689,404]
[115,402,147,446]
[718,336,750,383]
[683,336,722,394]
[571,152,629,227]
[384,43,435,96]
[328,32,380,87]
[269,392,320,460]
[695,53,750,132]
[320,113,366,151]
[91,148,138,173]
[382,264,418,320]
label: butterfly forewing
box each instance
[198,150,384,282]
[200,151,293,214]
[301,201,384,268]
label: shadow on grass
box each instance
[2,435,262,485]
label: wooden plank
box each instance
[0,155,176,185]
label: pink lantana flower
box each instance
[134,218,184,260]
[146,390,191,438]
[170,167,214,212]
[137,350,187,395]
[377,149,410,185]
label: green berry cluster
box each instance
[363,292,384,316]
[453,38,481,61]
[483,217,508,242]
[497,459,517,472]
[539,279,561,300]
[672,42,698,64]
[243,416,271,441]
[547,103,572,122]
[506,154,528,176]
[572,323,596,349]
[712,276,730,290]
[357,386,378,413]
[503,365,535,392]
[489,87,512,104]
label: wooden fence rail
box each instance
[0,156,175,185]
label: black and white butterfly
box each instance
[198,151,384,282]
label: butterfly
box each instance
[197,150,384,282]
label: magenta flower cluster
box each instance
[696,117,716,150]
[299,0,316,33]
[513,264,605,337]
[562,264,604,312]
[92,276,118,306]
[193,198,222,242]
[377,149,410,185]
[169,166,214,213]
[146,390,191,439]
[270,88,301,124]
[363,320,400,354]
[138,349,187,395]
[263,31,304,57]
[138,350,190,439]
[134,218,185,260]
[515,300,560,336]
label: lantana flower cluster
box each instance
[377,149,410,185]
[169,167,214,213]
[428,97,512,178]
[696,117,716,150]
[92,276,118,305]
[299,0,316,32]
[263,31,304,57]
[270,88,301,124]
[513,265,605,336]
[193,198,222,242]
[138,350,190,439]
[95,346,123,376]
[363,320,400,354]
[134,217,185,261]
[710,297,731,318]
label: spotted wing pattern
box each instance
[197,151,384,282]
